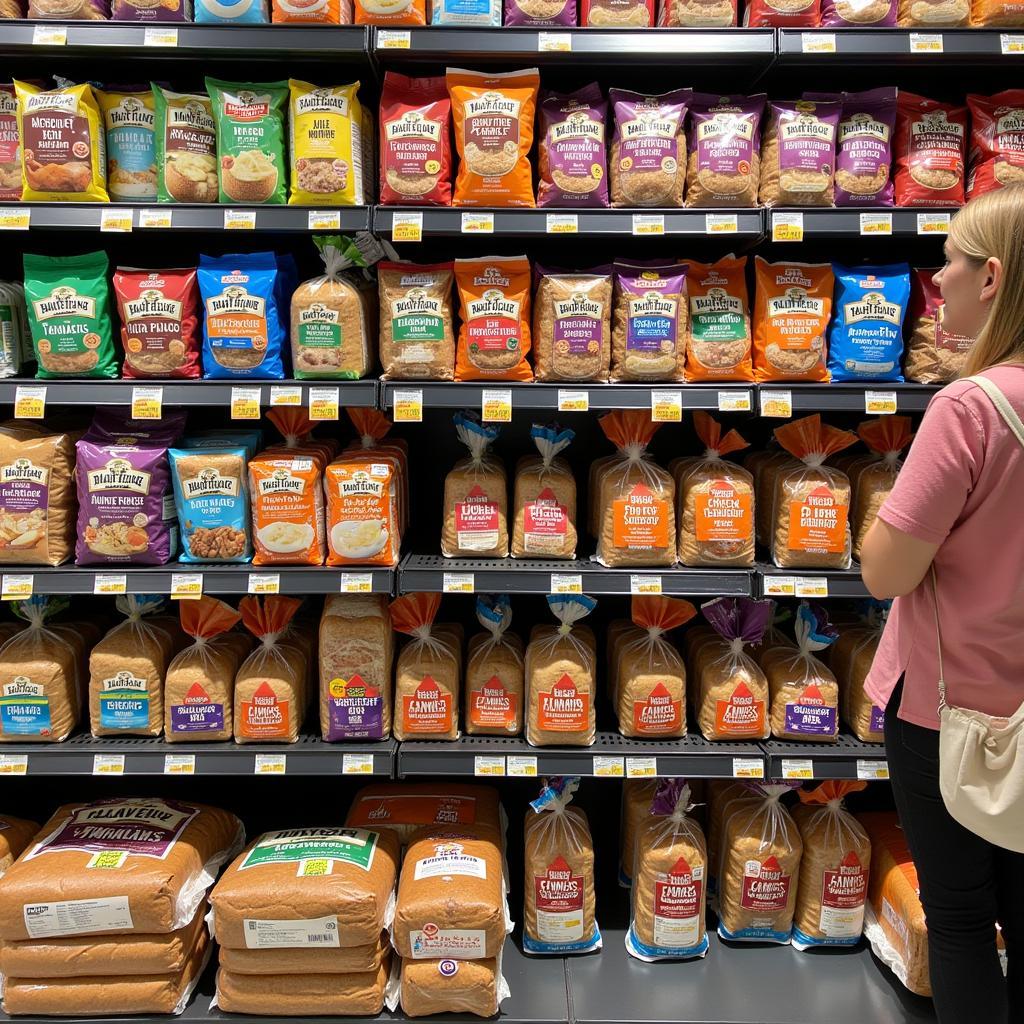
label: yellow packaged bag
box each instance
[288,80,366,207]
[15,81,109,204]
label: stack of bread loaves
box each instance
[211,826,400,1016]
[0,798,243,1016]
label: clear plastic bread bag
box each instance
[466,594,524,736]
[771,415,857,569]
[792,780,871,951]
[348,408,410,534]
[442,412,508,558]
[523,776,602,955]
[679,411,755,568]
[833,600,889,742]
[763,601,839,742]
[619,780,660,887]
[512,423,577,559]
[694,597,772,741]
[626,779,709,962]
[717,782,803,944]
[616,595,696,738]
[850,416,913,561]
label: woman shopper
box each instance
[860,186,1024,1024]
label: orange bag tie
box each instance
[599,409,662,451]
[631,595,697,634]
[857,416,915,464]
[179,596,241,641]
[348,409,393,448]
[798,780,867,806]
[693,410,749,459]
[239,595,302,642]
[774,414,857,466]
[390,592,442,638]
[267,408,316,448]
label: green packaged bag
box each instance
[205,78,288,207]
[23,252,118,380]
[152,84,218,205]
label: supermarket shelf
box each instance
[779,382,939,413]
[397,555,754,597]
[372,26,775,66]
[7,204,371,234]
[0,378,378,408]
[0,733,395,777]
[769,206,958,239]
[380,381,753,413]
[396,732,766,780]
[0,22,370,60]
[757,563,870,599]
[0,565,395,596]
[373,206,765,238]
[763,734,887,782]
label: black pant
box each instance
[885,680,1024,1023]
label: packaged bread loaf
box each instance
[764,602,840,742]
[717,783,803,943]
[616,596,695,739]
[211,826,399,949]
[219,935,387,975]
[619,780,659,887]
[693,597,771,741]
[346,408,410,537]
[523,777,601,954]
[512,424,577,559]
[0,798,243,940]
[611,262,687,382]
[683,256,754,382]
[706,781,759,894]
[771,415,857,569]
[533,268,612,382]
[526,595,597,747]
[594,410,676,567]
[391,593,462,741]
[0,814,37,875]
[659,0,735,23]
[626,780,709,961]
[894,92,967,208]
[248,451,327,567]
[758,97,841,207]
[397,955,509,1018]
[89,595,184,737]
[164,596,250,743]
[609,89,690,208]
[746,448,795,550]
[466,595,524,736]
[537,84,609,208]
[904,267,975,383]
[850,417,914,561]
[685,93,765,207]
[833,88,898,204]
[393,822,511,959]
[832,607,887,743]
[319,594,393,741]
[443,412,508,558]
[678,412,755,568]
[792,781,871,950]
[378,261,455,381]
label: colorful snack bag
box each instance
[893,92,967,208]
[354,0,425,22]
[821,0,895,21]
[152,85,218,205]
[685,93,765,208]
[538,84,609,208]
[273,0,344,21]
[660,0,735,23]
[581,0,654,22]
[966,90,1024,200]
[195,0,269,21]
[169,447,252,563]
[970,0,1024,23]
[534,268,612,383]
[759,98,841,207]
[744,0,819,25]
[903,268,975,383]
[833,88,897,207]
[378,261,456,380]
[899,0,967,21]
[684,256,754,382]
[505,0,575,26]
[431,0,500,22]
[96,89,157,202]
[0,85,21,202]
[611,262,687,382]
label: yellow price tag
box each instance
[392,389,423,423]
[593,756,625,778]
[269,385,302,407]
[100,209,133,233]
[763,576,796,597]
[507,755,538,777]
[342,753,375,775]
[92,755,125,776]
[1001,33,1024,53]
[706,213,738,234]
[340,573,373,593]
[247,574,281,595]
[14,385,45,419]
[557,389,589,412]
[626,757,657,779]
[481,389,512,423]
[909,32,943,52]
[308,386,339,422]
[230,386,261,420]
[138,208,172,229]
[443,573,475,594]
[164,754,196,775]
[538,31,571,51]
[795,577,829,598]
[917,213,951,235]
[801,31,836,53]
[651,390,682,422]
[630,575,663,595]
[391,211,423,243]
[255,754,287,775]
[860,212,892,235]
[461,212,494,234]
[131,386,163,420]
[32,24,67,45]
[772,213,804,242]
[782,759,815,780]
[732,758,765,779]
[474,756,506,777]
[0,207,30,231]
[1,575,33,600]
[307,210,341,231]
[865,390,898,415]
[144,26,178,46]
[759,389,793,419]
[378,29,411,47]
[546,214,578,234]
[94,574,127,595]
[224,209,257,230]
[0,755,28,775]
[550,574,583,594]
[170,573,203,600]
[632,214,665,236]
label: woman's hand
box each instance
[860,518,940,600]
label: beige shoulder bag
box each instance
[934,373,1024,853]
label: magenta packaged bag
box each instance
[111,0,193,18]
[833,88,897,207]
[75,440,176,566]
[504,0,575,24]
[820,0,895,25]
[538,84,609,208]
[685,92,764,208]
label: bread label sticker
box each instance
[414,842,488,880]
[525,490,569,553]
[241,828,378,873]
[654,857,703,949]
[438,959,459,977]
[230,386,262,420]
[410,926,488,960]
[456,487,500,550]
[240,681,291,741]
[632,682,682,735]
[402,677,454,734]
[0,677,51,736]
[86,850,128,869]
[391,211,423,244]
[535,856,585,942]
[243,915,341,949]
[99,672,150,731]
[784,684,836,736]
[740,856,792,912]
[23,896,133,939]
[613,485,669,550]
[716,682,766,737]
[695,481,752,543]
[537,673,589,733]
[327,675,384,740]
[14,385,46,419]
[788,487,848,554]
[819,851,868,937]
[471,677,518,731]
[170,684,224,734]
[473,754,507,776]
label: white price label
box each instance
[857,759,890,780]
[538,31,572,51]
[14,385,46,419]
[224,209,257,230]
[732,757,765,779]
[391,211,423,243]
[781,759,815,780]
[138,208,172,229]
[100,209,133,233]
[32,24,67,45]
[131,385,163,420]
[255,754,287,775]
[772,212,804,243]
[651,390,682,423]
[626,757,657,779]
[308,386,339,422]
[632,213,665,236]
[546,213,578,234]
[860,212,892,236]
[340,573,373,593]
[93,754,125,776]
[917,212,951,235]
[0,207,30,230]
[93,574,127,595]
[801,31,836,53]
[307,210,341,231]
[557,389,589,412]
[474,756,506,777]
[164,754,196,775]
[1,575,32,600]
[270,385,302,407]
[593,756,625,778]
[461,212,494,234]
[230,386,261,420]
[342,753,375,775]
[760,389,793,418]
[763,576,796,597]
[630,575,662,595]
[507,755,538,777]
[865,390,898,415]
[378,29,411,47]
[1001,33,1024,53]
[144,26,178,46]
[795,577,829,598]
[718,390,752,412]
[247,574,281,595]
[481,389,512,423]
[0,754,27,775]
[442,573,475,594]
[909,32,943,52]
[170,573,203,600]
[392,388,423,423]
[706,213,738,234]
[550,574,583,594]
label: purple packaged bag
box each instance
[504,0,575,24]
[75,440,175,566]
[820,0,895,25]
[833,88,897,207]
[610,260,687,382]
[538,84,609,208]
[85,408,187,446]
[685,92,765,208]
[760,97,841,208]
[110,0,193,19]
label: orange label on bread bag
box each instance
[537,673,589,732]
[470,676,518,731]
[632,681,682,735]
[714,680,765,737]
[402,677,453,734]
[695,481,752,543]
[788,486,848,553]
[240,680,291,740]
[613,484,669,549]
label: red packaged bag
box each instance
[967,90,1024,201]
[894,91,967,208]
[743,0,819,25]
[379,72,452,207]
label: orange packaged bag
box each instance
[849,417,914,561]
[448,68,539,208]
[684,256,754,382]
[753,258,833,383]
[354,0,425,24]
[346,409,410,534]
[454,256,533,382]
[970,0,1024,24]
[272,0,344,22]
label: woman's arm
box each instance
[860,518,940,599]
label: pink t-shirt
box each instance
[864,364,1024,730]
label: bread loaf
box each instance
[378,262,456,382]
[399,955,508,1017]
[466,596,524,736]
[833,618,886,743]
[746,448,795,550]
[705,781,758,893]
[442,413,508,558]
[219,935,387,975]
[533,270,612,383]
[851,417,914,561]
[511,424,577,559]
[523,778,600,954]
[0,814,37,875]
[619,780,659,886]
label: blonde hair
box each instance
[949,186,1024,376]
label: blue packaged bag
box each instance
[195,0,268,22]
[827,263,910,382]
[198,252,285,379]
